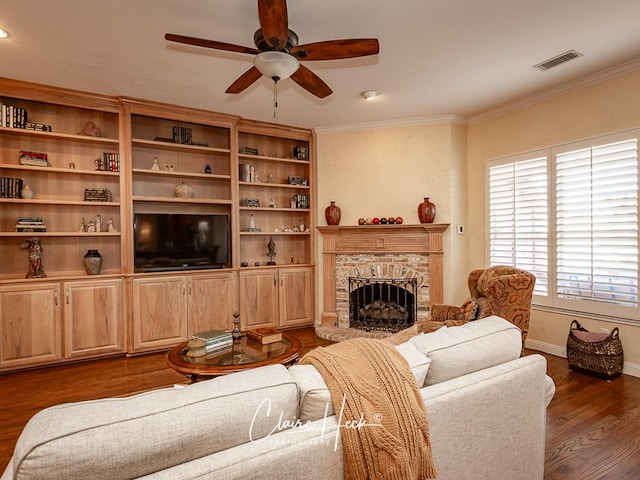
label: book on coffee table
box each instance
[194,329,232,345]
[246,328,282,345]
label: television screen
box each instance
[134,213,229,272]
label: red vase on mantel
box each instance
[325,201,341,225]
[418,197,436,223]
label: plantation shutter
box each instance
[555,138,638,307]
[488,156,548,295]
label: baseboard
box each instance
[526,339,640,378]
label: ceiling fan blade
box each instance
[290,65,332,98]
[225,67,263,94]
[165,33,259,55]
[258,0,289,49]
[291,39,380,60]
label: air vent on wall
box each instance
[534,50,583,71]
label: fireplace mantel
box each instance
[317,224,450,328]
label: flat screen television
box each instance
[133,213,229,272]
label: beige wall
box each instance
[467,69,640,370]
[315,122,471,320]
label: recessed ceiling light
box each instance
[361,90,377,100]
[0,29,9,39]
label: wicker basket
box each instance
[566,320,623,380]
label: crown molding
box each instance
[313,114,467,135]
[467,57,640,124]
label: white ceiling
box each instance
[2,0,640,130]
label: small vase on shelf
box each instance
[418,197,437,224]
[325,201,341,225]
[20,185,34,199]
[83,249,103,275]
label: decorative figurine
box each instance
[107,217,117,232]
[151,157,160,170]
[78,218,86,232]
[95,214,102,233]
[77,121,101,137]
[249,214,256,230]
[266,236,277,265]
[86,220,96,232]
[232,310,241,340]
[204,164,212,174]
[21,237,46,278]
[269,198,276,208]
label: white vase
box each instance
[20,185,34,199]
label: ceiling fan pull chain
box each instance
[273,77,280,119]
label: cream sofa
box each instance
[1,316,555,480]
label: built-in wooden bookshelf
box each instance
[0,79,316,368]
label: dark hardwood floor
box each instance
[1,328,639,479]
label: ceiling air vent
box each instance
[534,50,583,71]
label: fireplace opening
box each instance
[349,277,417,333]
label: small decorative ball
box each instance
[365,218,373,225]
[395,216,404,224]
[372,217,380,224]
[387,217,396,224]
[380,217,388,224]
[358,218,366,225]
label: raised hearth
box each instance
[316,224,449,341]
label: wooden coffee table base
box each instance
[165,333,302,382]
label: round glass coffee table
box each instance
[165,332,302,382]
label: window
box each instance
[487,131,639,320]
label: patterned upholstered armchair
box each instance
[431,266,536,344]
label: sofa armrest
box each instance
[422,354,550,480]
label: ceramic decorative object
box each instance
[20,185,34,199]
[325,201,341,225]
[174,181,194,198]
[185,337,207,357]
[266,236,277,265]
[418,197,437,223]
[83,249,103,275]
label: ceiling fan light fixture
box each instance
[253,51,300,81]
[361,90,377,101]
[0,28,9,39]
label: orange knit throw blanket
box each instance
[300,338,437,480]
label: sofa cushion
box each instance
[290,341,431,422]
[410,315,522,385]
[9,364,298,480]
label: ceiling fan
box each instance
[165,0,380,99]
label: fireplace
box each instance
[317,224,449,339]
[349,277,417,333]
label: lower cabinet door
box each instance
[63,279,124,358]
[0,283,62,370]
[132,276,187,352]
[239,270,278,329]
[279,267,313,328]
[188,272,238,336]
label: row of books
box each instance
[291,193,310,209]
[97,152,120,172]
[0,103,52,131]
[83,188,113,202]
[0,177,24,198]
[15,217,46,232]
[239,163,259,182]
[19,150,48,167]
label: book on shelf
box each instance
[194,329,233,345]
[15,217,46,232]
[246,328,283,345]
[1,177,24,198]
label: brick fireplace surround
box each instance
[316,224,449,342]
